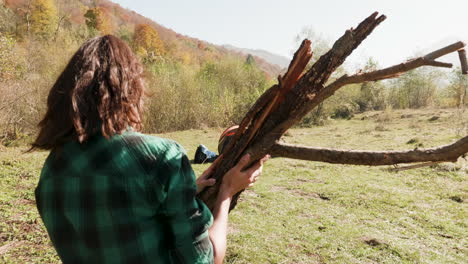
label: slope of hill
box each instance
[100,0,284,77]
[93,0,282,77]
[223,44,290,69]
[1,0,283,136]
[3,0,282,77]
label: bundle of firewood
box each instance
[198,12,468,211]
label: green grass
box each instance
[0,108,466,263]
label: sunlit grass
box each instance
[0,108,466,263]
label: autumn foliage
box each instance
[84,7,113,35]
[133,24,165,62]
[30,0,58,39]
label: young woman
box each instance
[33,35,267,264]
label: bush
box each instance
[143,57,270,132]
[301,103,328,126]
[0,32,82,144]
[331,103,358,119]
[388,68,442,109]
[0,33,25,81]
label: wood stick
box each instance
[458,49,468,74]
[244,12,387,163]
[197,11,468,212]
[325,42,466,93]
[270,136,468,165]
[197,40,313,210]
[425,42,466,60]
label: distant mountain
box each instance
[91,0,284,78]
[223,44,290,69]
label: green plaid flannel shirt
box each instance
[35,131,214,264]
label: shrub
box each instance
[143,57,270,132]
[388,68,442,109]
[30,0,59,39]
[331,103,358,119]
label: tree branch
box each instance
[270,136,468,165]
[244,12,387,163]
[458,49,468,74]
[323,41,466,95]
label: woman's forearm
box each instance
[208,188,232,264]
[207,153,267,264]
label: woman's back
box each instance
[36,131,213,264]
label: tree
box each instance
[245,54,256,66]
[389,67,442,109]
[84,7,113,35]
[356,57,386,111]
[117,25,132,44]
[0,33,24,81]
[447,67,468,107]
[132,24,165,63]
[197,12,468,211]
[30,0,58,39]
[0,4,17,34]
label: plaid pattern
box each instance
[35,131,213,264]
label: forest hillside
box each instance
[0,0,283,145]
[0,0,466,147]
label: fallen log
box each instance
[197,12,468,211]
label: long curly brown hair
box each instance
[32,35,145,150]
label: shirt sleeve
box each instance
[159,143,214,264]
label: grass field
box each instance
[0,108,467,263]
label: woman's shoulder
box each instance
[118,131,185,160]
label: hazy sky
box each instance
[112,0,467,68]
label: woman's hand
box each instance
[209,153,269,264]
[220,153,270,197]
[196,155,223,194]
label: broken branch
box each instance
[324,41,466,96]
[458,49,468,74]
[270,136,468,165]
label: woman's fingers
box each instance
[202,178,216,187]
[246,161,263,176]
[200,154,224,178]
[260,154,271,164]
[249,170,261,182]
[197,155,223,193]
[219,153,269,195]
[245,154,269,185]
[212,154,224,167]
[234,153,251,171]
[245,154,270,174]
[250,176,258,183]
[196,178,216,194]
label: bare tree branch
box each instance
[197,12,467,212]
[324,41,466,95]
[458,49,468,74]
[270,136,468,165]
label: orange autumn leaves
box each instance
[133,24,166,63]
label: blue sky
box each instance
[112,0,467,68]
